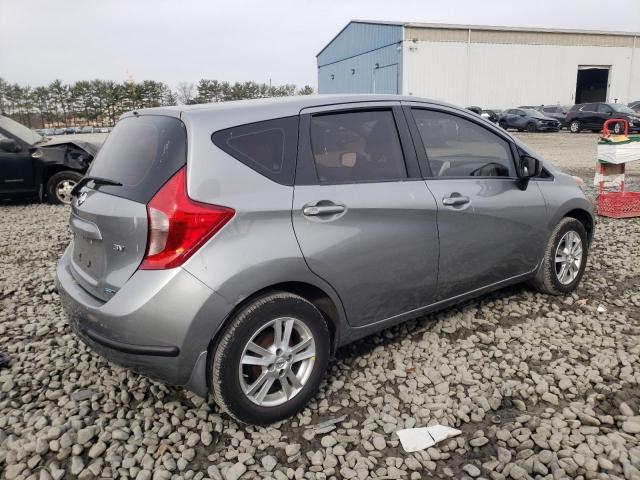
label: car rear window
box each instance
[87,115,187,203]
[212,116,299,185]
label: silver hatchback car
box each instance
[57,95,593,424]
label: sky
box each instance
[1,0,639,90]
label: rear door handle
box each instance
[442,196,470,207]
[303,204,346,216]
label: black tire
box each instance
[46,171,83,205]
[210,292,330,425]
[499,120,508,130]
[526,122,537,133]
[613,122,623,135]
[530,218,589,295]
[569,120,581,133]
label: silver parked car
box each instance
[57,95,594,424]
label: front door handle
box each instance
[442,195,470,207]
[302,204,346,216]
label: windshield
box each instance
[522,109,545,119]
[611,104,636,114]
[0,115,43,145]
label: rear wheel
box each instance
[526,122,537,133]
[210,292,330,425]
[46,171,83,205]
[499,120,508,130]
[569,120,581,133]
[531,217,588,295]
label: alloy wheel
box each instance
[239,317,316,407]
[56,179,77,204]
[570,121,580,133]
[555,230,583,285]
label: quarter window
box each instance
[412,109,515,178]
[309,110,407,184]
[212,116,299,185]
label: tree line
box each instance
[0,78,314,129]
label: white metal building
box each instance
[317,20,640,109]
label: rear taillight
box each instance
[140,167,234,270]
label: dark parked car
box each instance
[539,105,571,128]
[629,101,640,113]
[0,115,107,204]
[499,108,561,132]
[566,103,640,134]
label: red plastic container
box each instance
[597,191,640,218]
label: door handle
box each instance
[442,195,470,207]
[302,204,346,216]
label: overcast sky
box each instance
[1,0,639,90]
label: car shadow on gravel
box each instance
[333,284,532,363]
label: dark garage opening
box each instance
[575,67,609,103]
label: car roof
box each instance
[122,94,459,120]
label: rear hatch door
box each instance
[68,114,187,301]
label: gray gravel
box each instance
[1,132,640,479]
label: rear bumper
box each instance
[56,246,233,397]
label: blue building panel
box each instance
[318,45,402,94]
[317,22,404,95]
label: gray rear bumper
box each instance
[56,246,232,397]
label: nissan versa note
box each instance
[56,95,594,425]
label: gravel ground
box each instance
[1,133,640,480]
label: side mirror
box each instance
[0,138,21,153]
[516,155,541,190]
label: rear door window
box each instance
[412,109,515,178]
[212,116,299,185]
[309,109,407,184]
[87,115,187,203]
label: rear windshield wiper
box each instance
[71,176,123,197]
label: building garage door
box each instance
[575,66,610,103]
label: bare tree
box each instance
[175,82,196,105]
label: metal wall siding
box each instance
[317,22,403,67]
[405,27,468,43]
[404,26,636,48]
[405,41,640,108]
[470,30,635,47]
[318,44,402,94]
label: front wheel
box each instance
[526,122,537,133]
[46,171,83,205]
[210,292,330,425]
[531,217,588,295]
[499,120,508,130]
[569,120,581,133]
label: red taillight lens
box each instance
[140,167,234,270]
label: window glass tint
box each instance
[597,104,612,113]
[582,103,597,112]
[87,115,187,203]
[412,109,515,178]
[309,110,406,183]
[212,116,298,185]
